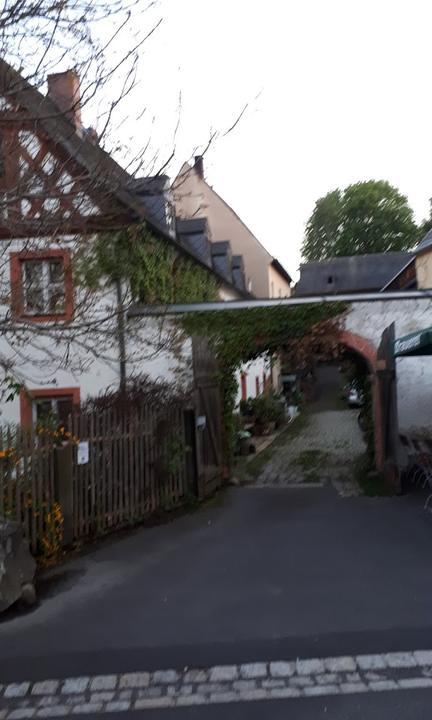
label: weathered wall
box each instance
[415,248,432,289]
[268,264,291,298]
[345,298,432,433]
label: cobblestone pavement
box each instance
[249,408,365,495]
[3,650,432,717]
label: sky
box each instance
[101,0,432,279]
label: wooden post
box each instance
[54,444,73,546]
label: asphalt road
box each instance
[2,481,432,717]
[4,363,432,716]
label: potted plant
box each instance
[251,396,273,435]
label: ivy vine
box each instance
[181,302,347,458]
[75,223,219,304]
[75,223,347,464]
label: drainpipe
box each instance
[115,279,127,394]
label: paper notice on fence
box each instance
[77,441,89,465]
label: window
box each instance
[22,257,65,314]
[20,387,80,428]
[34,395,74,426]
[10,250,73,321]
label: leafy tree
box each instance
[302,180,418,261]
[419,199,432,238]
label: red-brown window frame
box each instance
[240,371,247,402]
[10,249,74,322]
[20,387,80,428]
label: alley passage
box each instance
[247,365,366,495]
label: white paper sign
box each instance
[196,415,207,430]
[77,441,89,465]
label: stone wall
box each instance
[344,297,432,433]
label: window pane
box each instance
[49,259,64,283]
[48,286,65,313]
[56,397,73,426]
[35,399,53,424]
[23,260,44,313]
[24,260,43,285]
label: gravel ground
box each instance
[250,408,366,496]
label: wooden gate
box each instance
[376,322,401,490]
[192,336,223,498]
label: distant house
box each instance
[295,252,413,296]
[382,231,432,291]
[173,157,292,299]
[295,233,432,297]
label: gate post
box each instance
[376,322,401,492]
[54,443,73,546]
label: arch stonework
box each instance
[339,330,384,472]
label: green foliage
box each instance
[419,198,432,238]
[75,223,218,304]
[181,302,346,458]
[302,180,418,261]
[3,376,22,403]
[247,394,284,424]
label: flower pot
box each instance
[254,421,267,436]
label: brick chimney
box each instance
[194,155,204,179]
[47,69,82,131]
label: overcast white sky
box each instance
[109,0,432,279]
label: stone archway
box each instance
[339,330,384,472]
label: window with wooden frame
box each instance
[10,249,73,321]
[20,387,80,428]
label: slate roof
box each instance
[416,229,432,255]
[295,252,413,296]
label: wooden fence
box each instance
[0,426,56,554]
[0,400,206,554]
[68,404,190,541]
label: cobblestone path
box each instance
[249,407,366,495]
[3,649,432,716]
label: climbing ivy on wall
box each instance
[75,223,218,304]
[181,302,347,457]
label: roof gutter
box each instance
[128,289,432,317]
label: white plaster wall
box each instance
[218,284,242,301]
[0,234,195,424]
[235,355,272,406]
[345,298,432,433]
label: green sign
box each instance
[394,327,432,357]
